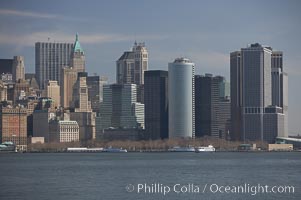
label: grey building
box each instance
[230,43,288,143]
[195,74,230,139]
[144,70,168,140]
[35,41,73,89]
[168,58,195,138]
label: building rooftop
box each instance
[173,57,193,64]
[73,33,84,54]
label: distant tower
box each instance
[70,33,85,73]
[168,58,195,138]
[12,56,25,82]
[133,42,148,85]
[116,42,148,85]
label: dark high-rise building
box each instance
[195,74,230,138]
[87,75,106,113]
[144,70,168,140]
[230,43,288,143]
[230,51,242,140]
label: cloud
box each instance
[0,31,167,47]
[0,9,59,19]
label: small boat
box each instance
[168,146,195,152]
[195,145,215,152]
[103,147,127,153]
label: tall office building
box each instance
[72,72,92,112]
[168,58,195,138]
[43,80,60,108]
[35,41,73,89]
[116,42,148,85]
[230,43,287,142]
[144,70,168,140]
[87,76,103,113]
[230,51,242,140]
[195,74,230,138]
[98,84,144,130]
[70,33,85,73]
[60,34,86,108]
[60,67,78,108]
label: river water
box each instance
[0,152,300,200]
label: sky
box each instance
[0,0,300,135]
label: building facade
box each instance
[168,58,195,138]
[35,42,73,89]
[195,74,231,139]
[98,84,144,131]
[230,43,287,143]
[144,70,168,140]
[44,80,60,108]
[116,42,148,85]
[49,120,79,143]
[0,106,27,150]
[72,72,92,112]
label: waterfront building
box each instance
[49,120,79,143]
[0,106,27,150]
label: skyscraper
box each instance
[60,34,86,108]
[60,67,78,108]
[144,70,168,140]
[230,43,287,142]
[70,33,85,73]
[168,58,195,138]
[35,41,73,89]
[116,42,148,85]
[98,84,144,130]
[195,74,230,139]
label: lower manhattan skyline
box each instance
[0,0,300,135]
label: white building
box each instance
[49,120,79,143]
[168,58,195,138]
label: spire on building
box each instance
[73,33,84,54]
